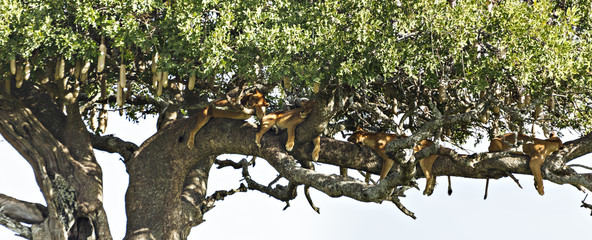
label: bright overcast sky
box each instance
[1,112,591,240]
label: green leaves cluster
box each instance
[1,0,591,136]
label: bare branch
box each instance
[0,194,47,224]
[0,193,43,239]
[304,186,320,214]
[214,159,244,169]
[569,164,592,171]
[239,159,298,206]
[581,194,592,216]
[198,184,248,216]
[388,186,417,219]
[544,171,591,192]
[89,133,138,162]
[0,211,31,239]
[267,175,283,188]
[504,171,523,189]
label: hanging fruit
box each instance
[517,93,525,108]
[392,98,399,115]
[524,93,531,106]
[492,106,500,114]
[42,60,51,84]
[58,57,65,79]
[119,63,126,88]
[161,71,168,88]
[157,78,163,96]
[10,59,16,75]
[116,83,123,107]
[283,76,291,89]
[98,108,108,133]
[24,61,30,81]
[80,61,91,82]
[90,107,98,132]
[74,61,81,79]
[97,39,106,73]
[534,105,542,119]
[480,111,490,124]
[151,52,159,74]
[100,76,107,102]
[313,82,320,93]
[15,66,23,88]
[188,73,196,90]
[547,97,555,111]
[54,58,60,80]
[438,81,447,103]
[153,71,161,89]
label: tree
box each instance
[1,0,591,239]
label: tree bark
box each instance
[4,84,592,240]
[0,86,112,240]
[125,112,592,239]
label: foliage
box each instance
[1,0,591,139]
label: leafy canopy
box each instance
[1,0,591,142]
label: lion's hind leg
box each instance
[187,108,211,149]
[419,155,439,196]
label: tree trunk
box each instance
[124,117,246,239]
[0,87,112,240]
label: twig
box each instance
[215,159,243,169]
[358,170,377,185]
[505,171,523,189]
[215,156,255,169]
[206,184,248,202]
[304,186,320,214]
[267,175,283,188]
[282,201,290,211]
[484,179,489,200]
[568,164,592,171]
[0,210,31,239]
[388,187,416,219]
[581,194,592,216]
[198,184,248,216]
[249,156,257,167]
[391,197,416,219]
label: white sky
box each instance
[1,111,591,240]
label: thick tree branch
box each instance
[291,133,592,195]
[125,114,592,238]
[0,211,31,239]
[89,133,139,162]
[560,132,592,163]
[0,194,47,224]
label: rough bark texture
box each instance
[3,84,592,240]
[123,106,592,238]
[0,84,112,240]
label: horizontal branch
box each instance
[290,133,592,194]
[127,114,592,233]
[89,133,139,162]
[0,193,48,239]
[240,159,298,204]
[260,148,409,202]
[0,212,31,240]
[197,184,248,218]
[0,194,47,224]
